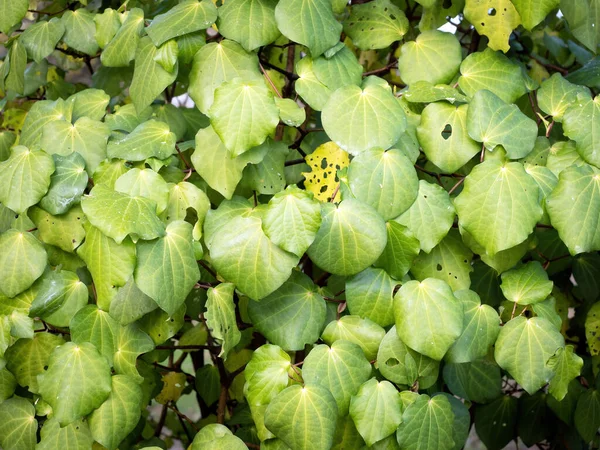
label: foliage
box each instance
[2,0,600,449]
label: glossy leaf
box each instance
[217,0,279,51]
[0,397,37,450]
[343,0,409,50]
[500,261,554,305]
[396,394,455,450]
[206,283,241,358]
[547,346,583,402]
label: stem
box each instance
[448,177,465,195]
[259,62,283,99]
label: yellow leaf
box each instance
[464,0,521,53]
[156,372,187,404]
[302,141,349,202]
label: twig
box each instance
[259,59,299,80]
[285,158,305,166]
[198,260,219,280]
[448,177,465,195]
[363,60,398,77]
[175,145,192,171]
[154,404,168,437]
[330,184,341,203]
[156,345,216,350]
[167,403,199,432]
[259,63,282,99]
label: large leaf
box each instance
[205,283,241,359]
[303,340,372,415]
[38,342,112,426]
[264,384,338,450]
[81,185,165,245]
[500,261,554,305]
[560,0,600,53]
[547,346,583,402]
[0,146,54,214]
[60,9,99,56]
[474,396,518,450]
[397,31,462,86]
[37,418,93,450]
[39,153,88,216]
[208,78,279,157]
[100,8,144,67]
[0,397,37,450]
[134,221,199,316]
[107,119,176,161]
[394,278,464,360]
[20,18,65,63]
[396,394,455,450]
[346,267,396,327]
[464,0,521,52]
[546,164,600,255]
[322,84,407,155]
[147,0,216,46]
[248,271,326,351]
[88,375,143,450]
[374,221,420,279]
[350,379,403,446]
[19,99,71,148]
[443,359,502,403]
[0,0,28,34]
[217,0,280,51]
[0,230,47,298]
[454,160,543,255]
[417,102,480,173]
[512,0,560,30]
[343,0,409,50]
[321,315,386,360]
[563,96,600,168]
[494,316,565,394]
[210,215,298,299]
[537,73,590,122]
[347,148,418,220]
[70,305,118,365]
[467,89,538,159]
[274,0,342,57]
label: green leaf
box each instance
[396,394,455,450]
[458,48,528,103]
[0,397,37,450]
[29,205,86,253]
[275,97,306,127]
[500,261,554,305]
[374,221,420,280]
[573,253,600,301]
[70,305,118,366]
[410,229,474,291]
[349,379,403,446]
[307,199,387,276]
[495,316,565,394]
[248,271,326,351]
[163,181,210,227]
[563,96,600,168]
[101,8,144,68]
[321,315,385,360]
[115,168,169,215]
[109,278,157,325]
[347,148,418,220]
[38,342,112,426]
[560,0,600,53]
[94,8,121,50]
[274,0,342,57]
[404,81,468,104]
[206,283,241,358]
[322,84,407,155]
[312,46,363,92]
[208,78,279,157]
[303,340,372,415]
[189,40,262,114]
[39,153,88,216]
[81,185,166,245]
[575,389,600,442]
[537,73,590,122]
[474,396,518,450]
[196,365,220,407]
[4,39,26,95]
[464,0,521,52]
[77,224,136,311]
[454,160,543,255]
[0,146,55,214]
[146,0,217,46]
[264,384,338,450]
[0,0,27,34]
[60,9,99,56]
[546,165,600,255]
[217,0,280,51]
[377,325,440,389]
[20,99,71,149]
[113,323,154,382]
[343,0,409,50]
[443,359,502,403]
[445,290,501,363]
[0,230,47,298]
[0,368,16,402]
[262,185,322,257]
[396,180,455,253]
[244,344,291,405]
[31,270,88,327]
[107,119,176,161]
[346,267,396,327]
[295,57,333,111]
[210,215,298,299]
[37,418,93,450]
[5,332,65,393]
[586,301,600,356]
[417,102,480,173]
[467,89,538,159]
[130,37,178,113]
[88,375,143,450]
[190,424,247,450]
[20,19,65,63]
[397,31,462,86]
[547,345,583,402]
[394,278,463,360]
[512,0,560,30]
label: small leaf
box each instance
[60,9,99,56]
[206,283,241,359]
[396,394,455,450]
[190,423,247,450]
[107,119,176,161]
[343,0,409,50]
[146,0,217,46]
[346,267,396,327]
[537,73,590,122]
[500,261,554,305]
[321,315,385,360]
[0,230,47,298]
[295,57,333,111]
[0,397,37,450]
[547,346,583,402]
[39,153,88,216]
[512,0,560,30]
[464,0,521,53]
[275,97,306,127]
[574,389,600,442]
[474,396,518,450]
[113,323,154,382]
[301,141,350,203]
[37,418,93,450]
[374,221,420,279]
[101,8,144,67]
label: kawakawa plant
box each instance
[0,0,600,448]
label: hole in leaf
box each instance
[390,14,396,20]
[321,158,328,169]
[488,8,496,16]
[436,264,443,271]
[442,124,452,140]
[385,358,399,367]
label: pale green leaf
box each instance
[264,384,338,450]
[70,305,118,366]
[312,46,363,92]
[374,221,420,279]
[343,0,409,50]
[146,0,217,46]
[190,423,247,450]
[20,19,65,63]
[93,8,121,49]
[394,278,464,360]
[38,342,112,426]
[547,345,584,402]
[0,0,27,34]
[275,97,306,127]
[4,39,26,95]
[303,340,372,415]
[29,205,86,253]
[494,316,565,394]
[39,153,88,216]
[20,99,72,149]
[563,96,600,167]
[512,0,560,30]
[322,84,407,155]
[0,367,16,402]
[464,0,521,52]
[244,344,291,406]
[104,103,153,133]
[0,146,55,214]
[248,271,326,351]
[163,181,210,228]
[537,73,591,122]
[206,283,241,358]
[81,184,166,244]
[500,261,554,305]
[346,267,396,327]
[396,180,455,253]
[396,394,455,450]
[443,359,502,403]
[30,270,88,327]
[37,418,93,450]
[307,199,387,276]
[404,81,468,104]
[295,57,332,111]
[107,119,176,161]
[546,164,600,255]
[0,230,47,298]
[217,0,280,51]
[114,168,169,215]
[113,323,155,382]
[321,315,385,360]
[0,397,37,450]
[60,10,99,56]
[454,160,543,255]
[101,8,144,67]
